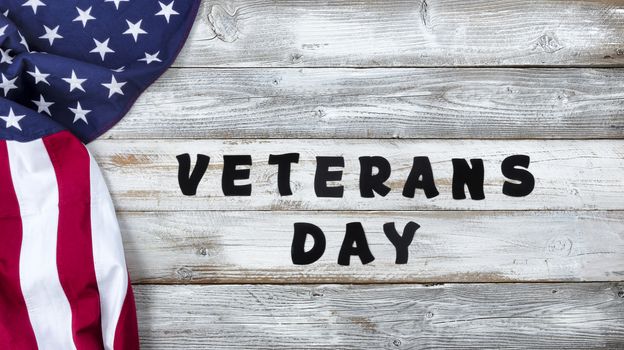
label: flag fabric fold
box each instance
[0,1,201,349]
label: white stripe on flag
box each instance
[88,152,129,350]
[6,139,77,350]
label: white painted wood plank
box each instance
[88,139,624,211]
[135,283,624,349]
[175,0,624,67]
[121,211,624,284]
[101,68,624,140]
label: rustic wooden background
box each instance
[92,0,624,348]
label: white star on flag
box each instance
[123,20,147,42]
[0,73,17,96]
[0,25,7,37]
[32,95,54,115]
[18,31,30,52]
[27,66,50,85]
[73,7,95,27]
[39,25,63,45]
[0,48,13,64]
[90,38,115,61]
[69,102,91,124]
[105,0,129,10]
[0,108,26,131]
[156,1,178,23]
[139,51,162,64]
[62,70,87,92]
[22,0,46,14]
[102,76,126,98]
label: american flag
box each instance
[0,1,200,349]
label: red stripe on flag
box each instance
[43,131,104,349]
[0,140,38,349]
[114,279,140,350]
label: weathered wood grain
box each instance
[88,139,624,211]
[135,283,624,349]
[101,68,624,140]
[121,211,624,284]
[175,0,624,67]
[89,1,624,347]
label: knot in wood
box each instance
[208,5,239,43]
[176,267,194,281]
[546,236,573,256]
[536,32,563,53]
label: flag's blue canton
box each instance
[0,0,200,143]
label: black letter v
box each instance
[176,153,210,196]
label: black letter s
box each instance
[501,155,535,197]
